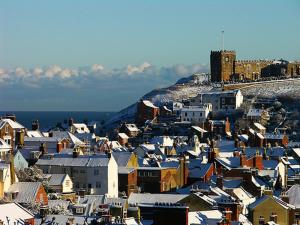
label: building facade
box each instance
[210,50,300,82]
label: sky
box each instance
[0,0,299,111]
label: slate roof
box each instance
[189,163,213,179]
[0,119,25,129]
[0,202,34,224]
[118,167,135,174]
[286,184,300,208]
[112,151,132,167]
[48,174,68,186]
[263,160,279,169]
[128,193,188,206]
[36,155,110,167]
[7,182,42,204]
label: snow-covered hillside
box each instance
[106,75,300,127]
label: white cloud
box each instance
[126,62,152,75]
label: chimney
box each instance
[32,120,39,131]
[258,216,265,225]
[73,148,79,158]
[240,154,247,167]
[57,141,63,153]
[216,176,224,190]
[5,114,16,121]
[254,152,263,170]
[15,130,24,146]
[39,143,47,155]
[281,192,289,204]
[69,118,74,126]
[270,212,278,223]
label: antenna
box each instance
[221,30,224,51]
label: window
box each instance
[94,169,99,175]
[96,182,101,188]
[185,112,187,117]
[76,208,84,214]
[200,112,202,117]
[62,168,67,174]
[88,184,92,189]
[75,182,79,188]
[80,169,85,174]
[82,184,86,188]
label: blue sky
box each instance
[0,0,299,111]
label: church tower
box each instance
[210,50,236,82]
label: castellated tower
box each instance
[210,50,236,82]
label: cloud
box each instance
[0,62,209,110]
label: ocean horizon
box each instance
[0,111,115,131]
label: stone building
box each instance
[210,50,300,82]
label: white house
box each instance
[191,90,243,112]
[48,174,73,193]
[0,138,11,160]
[36,154,118,197]
[180,104,212,123]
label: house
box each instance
[0,120,14,149]
[137,164,188,193]
[70,123,90,134]
[118,133,129,146]
[247,108,270,125]
[112,151,138,168]
[204,118,231,137]
[118,167,138,196]
[0,138,11,160]
[6,182,48,206]
[36,153,118,197]
[264,133,289,147]
[136,100,160,124]
[0,161,17,198]
[248,195,295,225]
[13,150,28,170]
[48,174,73,193]
[0,118,26,147]
[119,123,140,138]
[128,193,188,222]
[284,184,300,223]
[179,104,212,124]
[190,89,243,112]
[0,202,35,225]
[188,163,214,183]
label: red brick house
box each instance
[6,182,48,206]
[136,100,160,124]
[118,167,138,196]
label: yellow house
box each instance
[248,195,295,225]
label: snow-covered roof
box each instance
[7,182,42,204]
[192,126,208,133]
[247,109,263,117]
[143,100,159,109]
[118,133,129,139]
[48,174,69,186]
[0,203,34,225]
[128,193,188,206]
[125,123,140,132]
[36,154,110,167]
[0,118,25,129]
[286,184,300,208]
[26,130,44,138]
[0,138,11,151]
[254,122,266,130]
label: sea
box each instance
[0,111,115,131]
